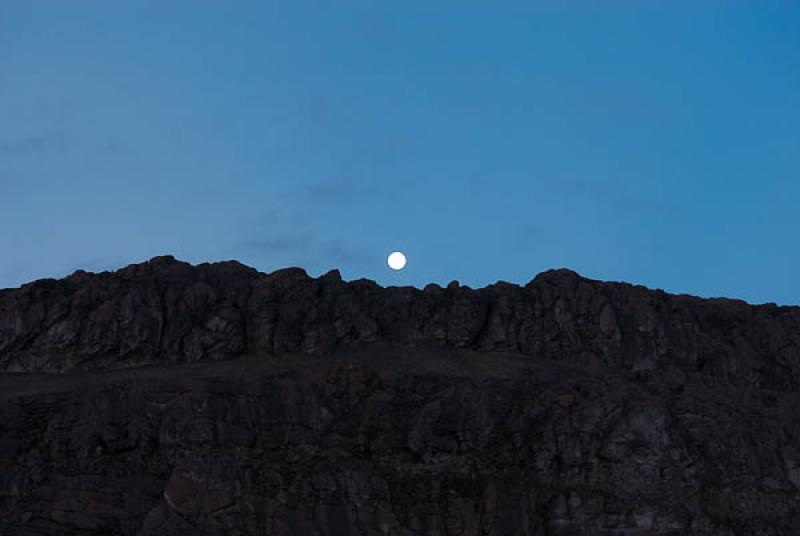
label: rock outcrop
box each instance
[1,256,799,535]
[2,255,800,391]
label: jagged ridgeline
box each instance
[2,255,799,386]
[1,256,799,534]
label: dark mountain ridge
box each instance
[1,255,798,390]
[1,256,800,535]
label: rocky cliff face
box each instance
[3,255,800,390]
[1,256,799,535]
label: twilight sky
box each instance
[1,2,798,304]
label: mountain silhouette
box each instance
[1,256,798,534]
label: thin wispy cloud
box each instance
[236,179,382,232]
[569,178,678,216]
[240,232,315,254]
[233,228,373,274]
[514,222,545,246]
[233,180,377,273]
[0,131,69,157]
[281,179,381,205]
[322,240,374,267]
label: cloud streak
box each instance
[233,181,378,272]
[0,131,69,157]
[279,179,381,206]
[569,178,678,216]
[240,232,315,254]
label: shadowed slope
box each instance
[1,343,799,535]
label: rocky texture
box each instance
[2,256,800,391]
[1,256,800,535]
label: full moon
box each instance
[387,251,407,270]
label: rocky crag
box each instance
[1,255,799,535]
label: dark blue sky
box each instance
[2,2,799,304]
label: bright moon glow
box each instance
[387,251,407,270]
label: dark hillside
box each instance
[1,257,799,535]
